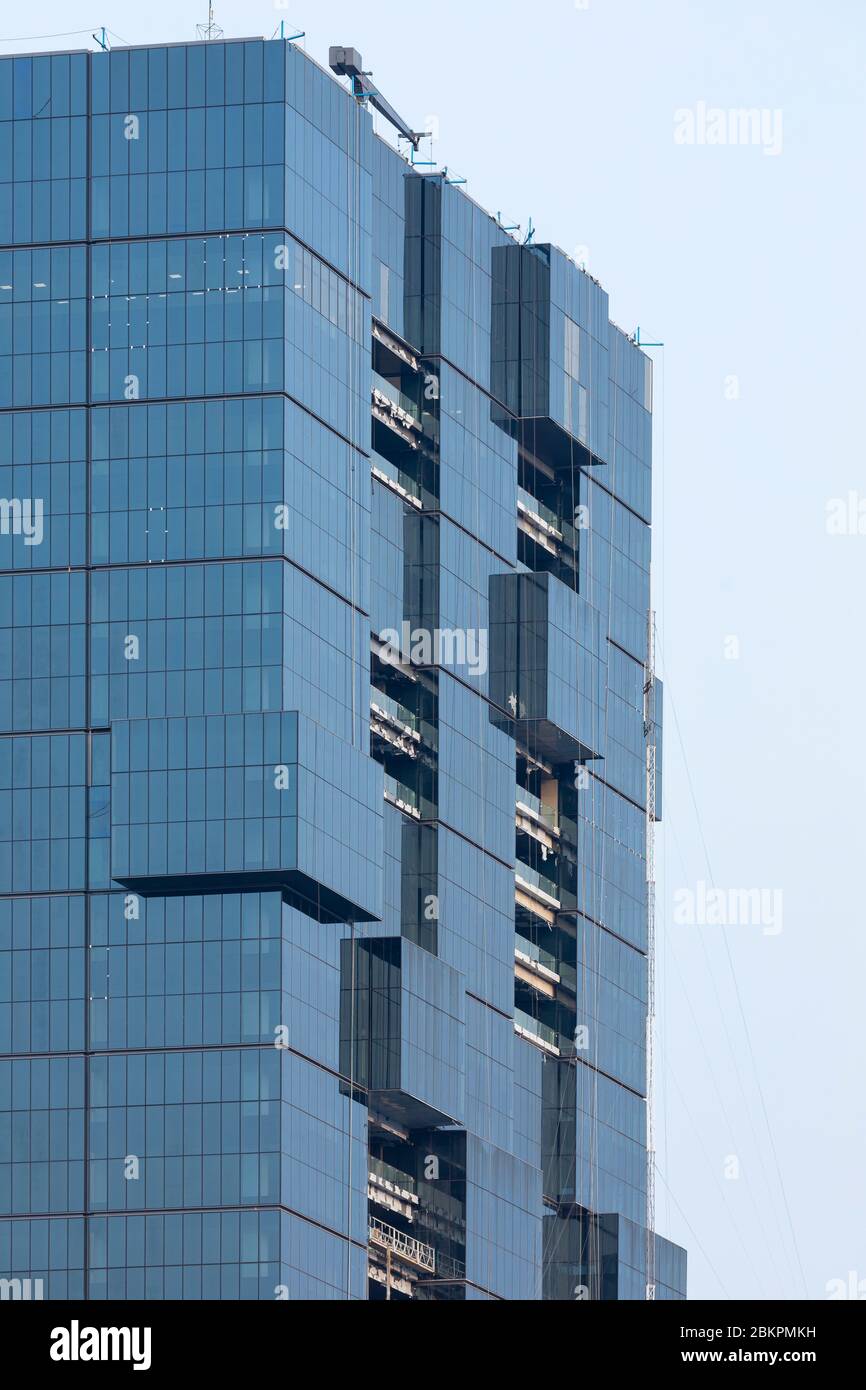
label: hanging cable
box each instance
[0,27,100,43]
[659,675,810,1298]
[659,807,793,1296]
[654,1159,731,1298]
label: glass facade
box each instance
[0,36,684,1301]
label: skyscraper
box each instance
[0,34,685,1301]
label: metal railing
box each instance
[369,1216,435,1272]
[516,784,558,831]
[371,449,422,501]
[515,861,560,903]
[384,772,420,814]
[371,687,419,733]
[558,959,577,994]
[369,1155,418,1199]
[518,485,561,534]
[435,1252,466,1281]
[513,1008,560,1052]
[514,933,558,975]
[372,371,421,425]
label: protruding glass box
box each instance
[110,710,383,922]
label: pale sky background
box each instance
[3,0,864,1300]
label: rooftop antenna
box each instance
[329,46,425,150]
[271,21,305,42]
[634,327,664,347]
[196,3,223,42]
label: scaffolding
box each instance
[369,1216,436,1273]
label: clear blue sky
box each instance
[4,0,864,1300]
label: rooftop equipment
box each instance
[329,46,425,150]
